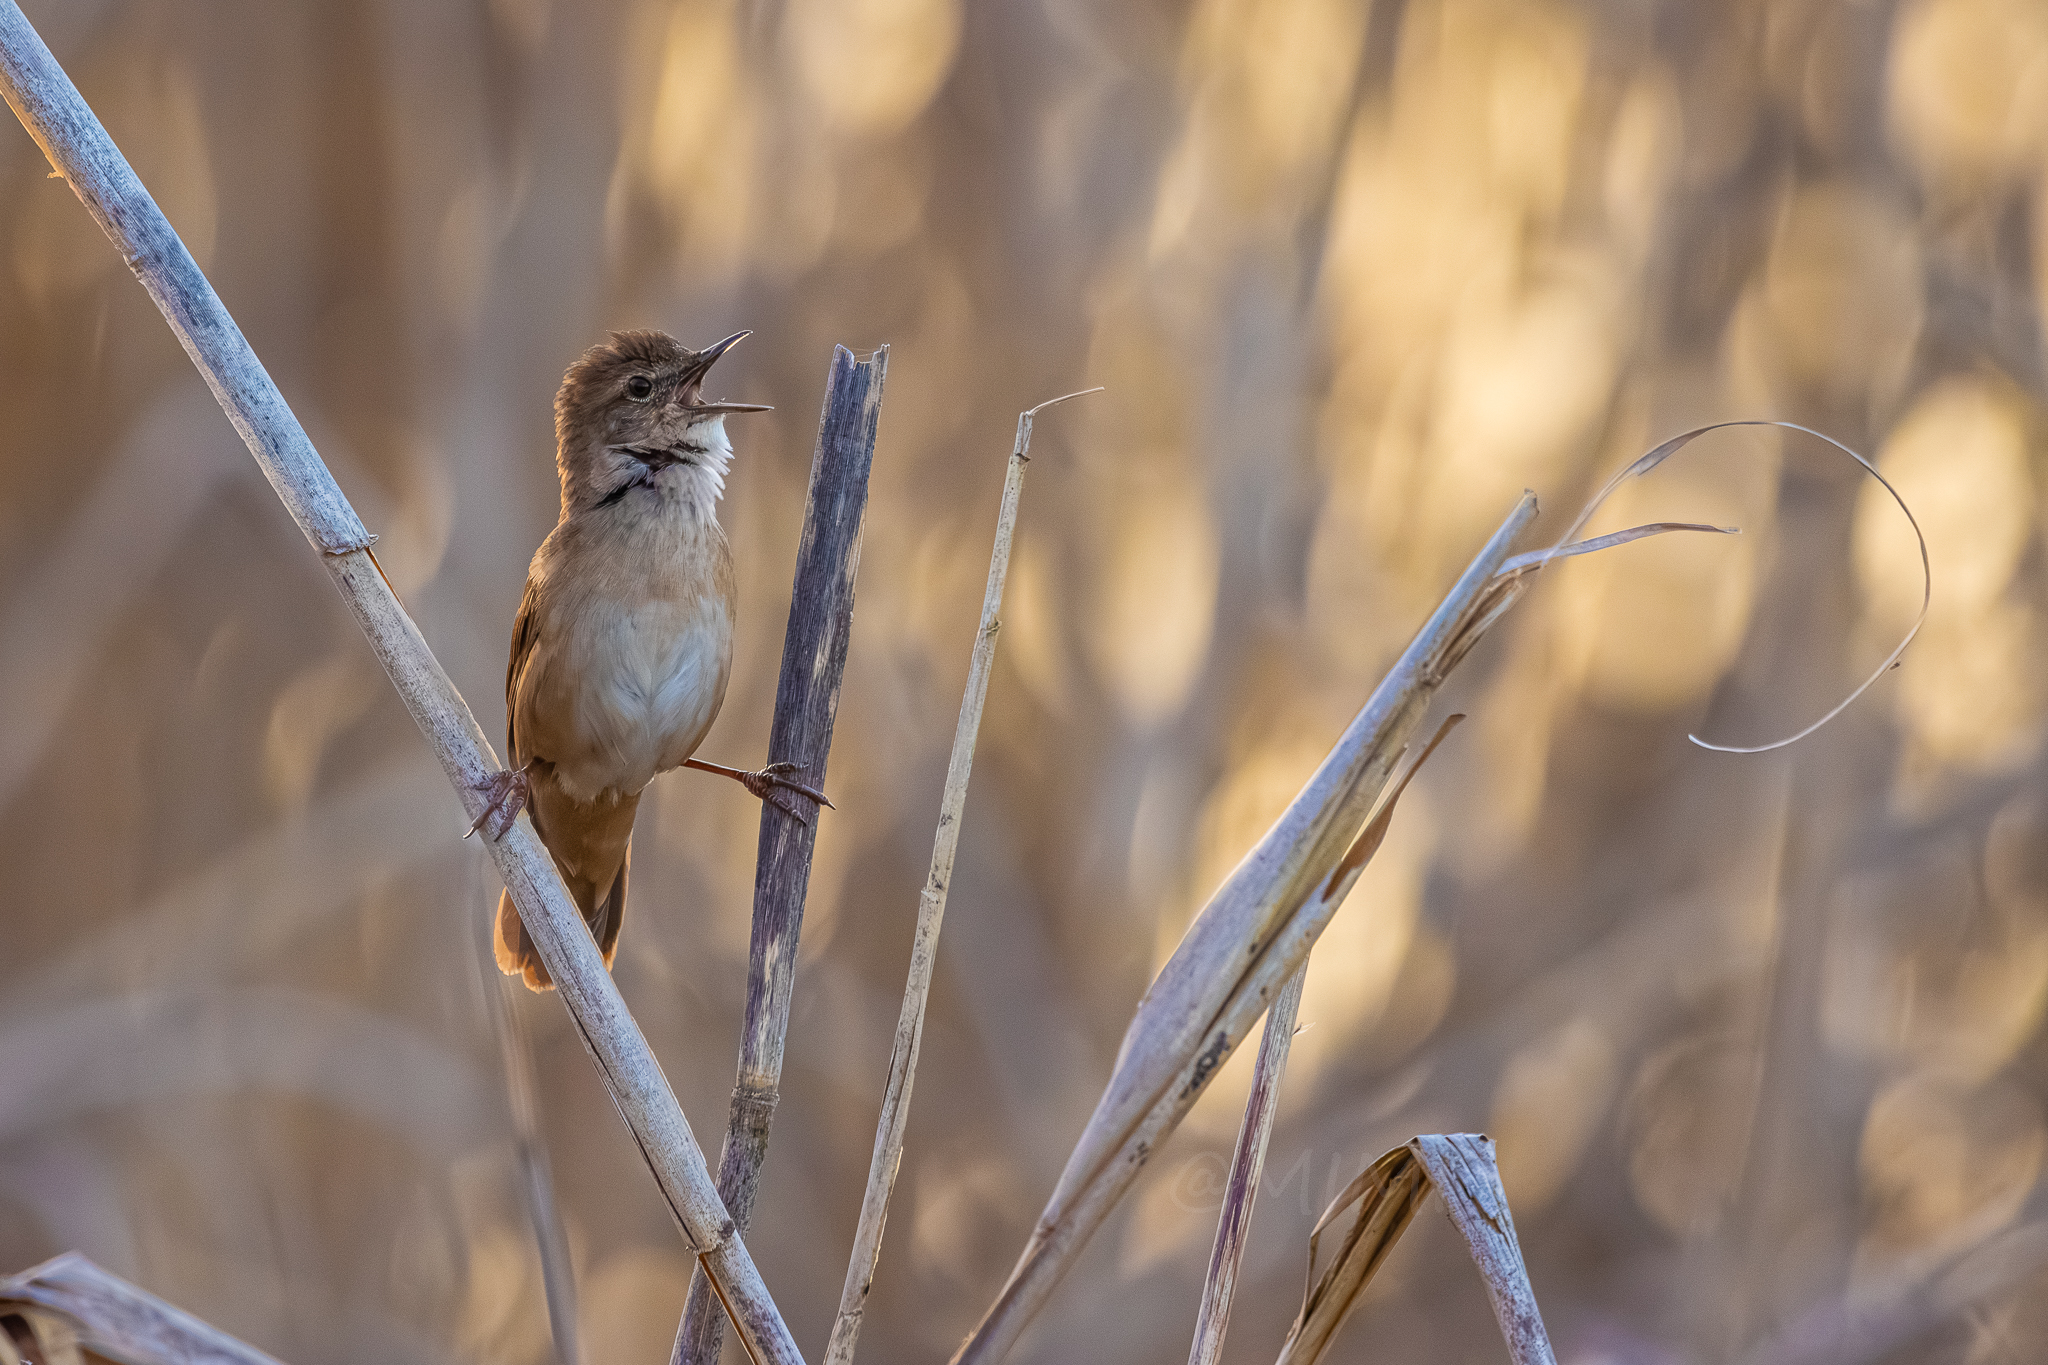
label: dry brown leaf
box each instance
[1272,1145,1432,1365]
[1276,1135,1557,1365]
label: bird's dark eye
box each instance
[625,375,654,400]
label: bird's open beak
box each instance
[699,330,751,366]
[682,330,773,413]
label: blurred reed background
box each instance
[2,0,2044,1362]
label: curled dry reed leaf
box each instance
[1543,420,1931,754]
[1273,1145,1431,1365]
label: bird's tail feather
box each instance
[494,841,629,992]
[495,889,555,991]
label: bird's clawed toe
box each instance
[743,761,835,814]
[739,766,813,825]
[466,763,532,842]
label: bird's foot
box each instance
[686,758,834,825]
[741,761,836,823]
[465,763,532,842]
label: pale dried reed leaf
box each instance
[1271,1145,1430,1365]
[1434,520,1739,679]
[0,1252,286,1365]
[1025,385,1106,416]
[1549,420,1929,754]
[953,498,1537,1365]
[1048,498,1532,1223]
[1492,521,1738,580]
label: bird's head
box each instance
[554,328,770,517]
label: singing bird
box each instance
[472,329,828,990]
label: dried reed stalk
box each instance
[824,389,1098,1365]
[0,10,805,1363]
[1411,1134,1557,1365]
[675,346,888,1365]
[1185,963,1304,1365]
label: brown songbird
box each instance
[472,329,828,990]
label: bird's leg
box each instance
[684,758,834,825]
[465,759,535,842]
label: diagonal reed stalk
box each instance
[0,9,806,1362]
[675,346,887,1365]
[823,388,1099,1365]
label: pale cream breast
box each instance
[516,497,736,802]
[563,591,730,795]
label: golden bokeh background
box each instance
[4,0,2047,1362]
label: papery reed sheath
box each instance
[1272,1135,1556,1365]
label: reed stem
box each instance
[1185,963,1306,1365]
[823,389,1096,1365]
[676,346,888,1365]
